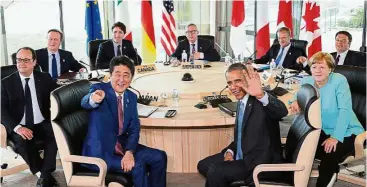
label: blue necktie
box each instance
[51,54,58,79]
[275,47,284,66]
[236,101,245,160]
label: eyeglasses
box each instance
[16,58,33,64]
[185,30,198,35]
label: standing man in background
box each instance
[96,22,142,69]
[36,29,85,79]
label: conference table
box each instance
[129,62,300,173]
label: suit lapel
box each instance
[108,40,116,58]
[344,51,352,65]
[33,72,43,111]
[106,83,118,122]
[14,73,25,106]
[59,50,66,73]
[185,40,190,54]
[122,91,130,133]
[241,96,253,132]
[41,48,49,72]
[198,39,203,52]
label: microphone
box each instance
[78,60,90,68]
[244,50,257,64]
[266,69,299,97]
[214,41,228,57]
[128,86,151,105]
[208,86,232,108]
[79,60,105,81]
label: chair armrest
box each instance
[354,131,366,160]
[253,164,305,187]
[63,155,107,186]
[1,124,7,148]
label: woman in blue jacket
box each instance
[289,52,364,187]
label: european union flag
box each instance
[85,0,103,51]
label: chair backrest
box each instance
[284,84,321,186]
[88,39,108,70]
[334,65,366,129]
[11,53,17,65]
[1,65,17,79]
[273,39,308,56]
[177,35,215,48]
[50,80,91,182]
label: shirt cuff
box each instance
[13,125,22,133]
[257,92,269,106]
[302,61,308,67]
[200,52,204,59]
[89,94,99,108]
[224,149,234,157]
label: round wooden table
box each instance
[131,63,298,173]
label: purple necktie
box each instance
[335,55,340,65]
[115,95,124,156]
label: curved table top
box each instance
[130,62,298,128]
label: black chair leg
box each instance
[1,163,8,183]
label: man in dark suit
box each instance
[171,23,220,62]
[36,29,85,79]
[96,22,142,69]
[254,27,309,72]
[1,47,59,187]
[331,31,366,67]
[81,56,167,187]
[197,63,288,187]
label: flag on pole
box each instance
[85,0,103,49]
[256,1,270,58]
[277,0,293,36]
[116,0,132,41]
[161,0,177,56]
[230,0,247,57]
[300,0,322,57]
[141,0,156,64]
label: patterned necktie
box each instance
[191,43,196,55]
[24,78,34,126]
[117,45,122,56]
[51,54,58,79]
[335,55,340,65]
[275,47,284,66]
[115,95,124,155]
[236,101,245,160]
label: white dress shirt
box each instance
[225,92,269,157]
[336,50,349,65]
[14,73,45,132]
[189,40,204,59]
[276,43,291,68]
[48,50,61,77]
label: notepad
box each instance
[137,103,159,118]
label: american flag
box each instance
[161,0,177,56]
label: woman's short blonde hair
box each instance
[308,52,336,71]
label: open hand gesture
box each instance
[242,65,264,99]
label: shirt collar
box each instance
[337,50,348,57]
[113,40,122,46]
[115,92,124,97]
[48,49,59,57]
[189,40,198,46]
[281,43,291,50]
[19,72,34,81]
[240,93,250,105]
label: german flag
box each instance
[141,0,156,64]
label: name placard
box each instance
[181,61,204,69]
[202,95,230,103]
[136,64,157,74]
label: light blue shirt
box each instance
[293,73,364,142]
[113,41,123,57]
[48,50,61,76]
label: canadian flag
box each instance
[256,1,270,58]
[277,0,293,36]
[300,0,322,57]
[230,0,247,57]
[115,0,132,41]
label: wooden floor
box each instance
[0,168,363,187]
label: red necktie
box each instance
[115,95,124,156]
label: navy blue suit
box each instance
[81,82,167,187]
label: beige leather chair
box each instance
[50,80,132,187]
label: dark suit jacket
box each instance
[1,71,58,135]
[171,38,221,62]
[35,48,84,75]
[255,44,309,72]
[96,40,142,69]
[224,94,288,180]
[331,50,366,67]
[81,83,140,171]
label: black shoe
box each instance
[36,175,57,187]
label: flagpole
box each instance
[58,0,65,49]
[254,0,257,58]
